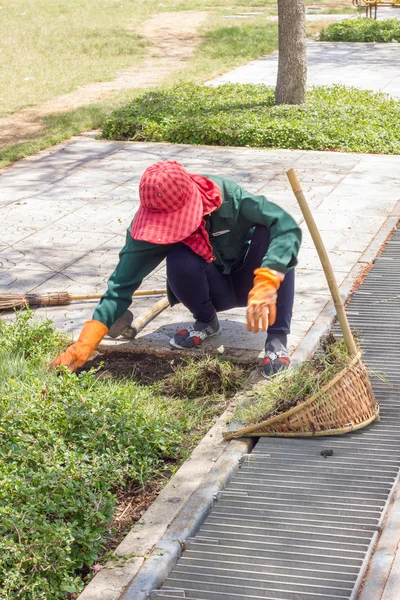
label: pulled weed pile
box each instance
[0,312,241,599]
[234,335,354,427]
[162,355,247,400]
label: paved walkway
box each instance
[1,135,400,360]
[210,42,400,98]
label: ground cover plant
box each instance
[234,335,353,426]
[101,82,400,154]
[320,17,400,42]
[0,311,246,599]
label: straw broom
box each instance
[0,289,166,311]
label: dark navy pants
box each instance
[166,226,294,335]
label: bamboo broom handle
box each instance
[130,296,170,338]
[69,289,166,301]
[286,168,358,356]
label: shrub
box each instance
[319,18,400,42]
[0,312,218,598]
[101,83,400,154]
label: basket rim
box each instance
[224,352,364,439]
[229,410,379,438]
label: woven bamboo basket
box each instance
[224,168,380,441]
[224,352,379,439]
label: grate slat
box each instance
[152,226,400,599]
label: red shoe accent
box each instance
[263,357,271,365]
[176,329,189,335]
[192,336,201,346]
[277,357,290,365]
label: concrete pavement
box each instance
[1,135,400,361]
[210,41,400,99]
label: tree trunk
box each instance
[275,0,307,105]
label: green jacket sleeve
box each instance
[238,188,302,274]
[92,229,171,328]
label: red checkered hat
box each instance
[130,161,204,244]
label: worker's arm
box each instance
[51,230,171,371]
[93,230,172,328]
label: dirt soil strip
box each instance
[0,11,207,147]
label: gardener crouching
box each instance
[51,161,302,378]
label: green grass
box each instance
[314,7,358,14]
[320,17,400,42]
[101,82,400,154]
[0,0,281,119]
[234,335,353,426]
[0,311,236,598]
[0,104,111,169]
[196,21,278,62]
[0,0,152,118]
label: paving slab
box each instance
[210,41,400,98]
[1,136,400,361]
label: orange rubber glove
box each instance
[50,320,108,372]
[247,268,284,334]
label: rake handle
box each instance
[131,296,170,338]
[69,289,166,302]
[286,168,358,356]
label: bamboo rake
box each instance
[286,168,358,356]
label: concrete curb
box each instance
[78,204,400,600]
[359,479,400,600]
[76,377,258,600]
[121,437,253,600]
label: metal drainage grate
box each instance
[151,227,400,600]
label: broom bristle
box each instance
[0,291,72,311]
[0,294,28,310]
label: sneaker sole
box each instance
[169,326,221,350]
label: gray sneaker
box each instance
[170,315,220,349]
[263,335,290,378]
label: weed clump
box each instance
[162,356,248,400]
[234,335,353,426]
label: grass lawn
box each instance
[0,0,352,168]
[0,0,354,118]
[0,0,150,118]
[0,0,276,119]
[0,311,248,598]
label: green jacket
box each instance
[93,175,302,328]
